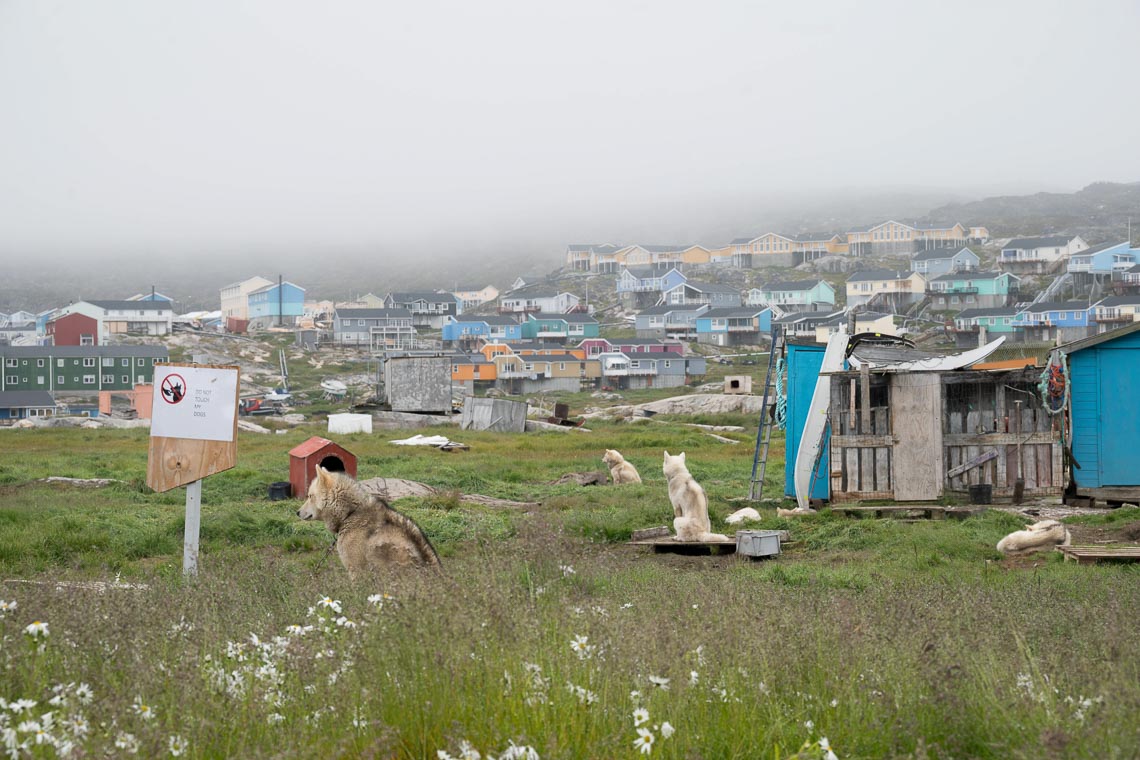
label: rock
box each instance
[582,393,764,420]
[238,420,271,434]
[525,419,591,433]
[549,472,608,486]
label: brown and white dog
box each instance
[602,449,642,485]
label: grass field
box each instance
[1,421,1138,759]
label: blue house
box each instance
[615,266,686,295]
[1057,322,1140,500]
[442,315,522,346]
[910,246,980,279]
[0,391,57,420]
[1013,301,1092,343]
[694,307,773,347]
[247,281,305,330]
[1067,241,1137,276]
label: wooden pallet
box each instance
[1057,546,1140,565]
[837,505,945,520]
[627,527,791,556]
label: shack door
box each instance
[890,373,944,500]
[1098,348,1140,485]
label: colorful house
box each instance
[333,308,416,351]
[220,276,274,323]
[814,312,896,343]
[634,304,710,341]
[845,270,925,309]
[0,345,168,394]
[46,312,99,346]
[520,313,599,343]
[577,337,684,356]
[452,285,500,311]
[926,271,1020,311]
[909,246,979,278]
[695,307,773,347]
[999,236,1088,274]
[493,352,600,394]
[1067,241,1137,277]
[1089,295,1140,332]
[450,353,497,391]
[441,315,523,347]
[0,391,57,420]
[747,280,835,310]
[951,307,1021,347]
[1012,301,1092,343]
[499,287,581,315]
[661,280,741,308]
[247,281,306,330]
[383,292,459,329]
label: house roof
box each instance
[773,310,844,324]
[1021,301,1090,313]
[1055,320,1140,354]
[0,345,168,358]
[633,244,689,253]
[955,307,1020,319]
[83,300,173,311]
[1070,240,1129,257]
[503,286,568,299]
[672,280,739,295]
[0,391,57,409]
[637,304,707,316]
[912,246,974,262]
[846,269,914,283]
[567,243,621,253]
[791,233,839,243]
[248,281,305,296]
[1092,295,1140,307]
[913,222,964,231]
[623,265,678,279]
[1003,236,1072,249]
[288,436,344,458]
[730,236,758,245]
[530,313,597,324]
[334,308,413,319]
[762,279,823,291]
[930,271,1013,282]
[387,291,454,303]
[700,307,765,319]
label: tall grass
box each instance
[1,423,1138,757]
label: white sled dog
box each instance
[297,466,441,579]
[996,519,1071,556]
[663,450,728,542]
[602,449,642,485]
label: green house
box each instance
[520,313,599,343]
[0,346,170,394]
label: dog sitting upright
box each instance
[602,449,642,485]
[662,450,728,542]
[996,518,1071,557]
[297,466,441,578]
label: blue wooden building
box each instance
[247,281,306,330]
[783,341,831,500]
[1057,322,1140,502]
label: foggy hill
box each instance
[920,181,1140,242]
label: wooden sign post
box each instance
[146,363,240,577]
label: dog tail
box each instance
[388,508,443,567]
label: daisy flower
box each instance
[633,707,649,726]
[168,735,189,756]
[133,698,155,721]
[633,727,655,755]
[648,675,670,690]
[24,621,49,638]
[660,721,675,739]
[820,736,838,760]
[317,597,343,614]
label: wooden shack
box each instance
[827,366,1062,501]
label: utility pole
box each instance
[278,274,283,327]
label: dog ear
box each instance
[679,452,686,462]
[316,466,335,486]
[663,450,670,461]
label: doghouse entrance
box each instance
[319,455,346,472]
[730,379,741,389]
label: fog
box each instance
[1,0,1137,294]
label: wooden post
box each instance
[860,364,871,435]
[183,480,202,577]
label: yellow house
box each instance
[914,222,968,248]
[815,312,898,342]
[846,269,926,308]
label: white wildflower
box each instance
[168,735,188,756]
[457,739,481,760]
[559,564,575,577]
[660,721,675,739]
[267,713,285,725]
[633,727,655,755]
[804,719,814,730]
[317,596,343,615]
[132,698,155,721]
[499,740,540,760]
[648,675,670,690]
[633,708,649,726]
[629,690,642,704]
[24,621,49,639]
[689,670,699,686]
[114,731,140,754]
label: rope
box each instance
[773,355,787,431]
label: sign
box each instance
[146,363,241,576]
[151,365,238,442]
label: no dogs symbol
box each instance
[161,373,187,405]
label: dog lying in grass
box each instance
[297,466,441,579]
[996,519,1071,556]
[602,449,642,484]
[663,450,728,542]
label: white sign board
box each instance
[150,365,239,442]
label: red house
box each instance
[46,312,99,346]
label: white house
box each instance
[220,276,274,323]
[499,287,581,315]
[60,300,174,341]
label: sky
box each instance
[1,0,1137,262]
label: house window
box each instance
[57,375,64,384]
[102,374,114,384]
[122,359,130,366]
[122,375,130,384]
[4,375,16,384]
[83,375,96,385]
[37,359,44,368]
[358,319,365,326]
[103,357,115,367]
[83,358,96,367]
[57,359,65,367]
[37,376,45,385]
[342,320,351,327]
[4,359,15,368]
[137,359,145,366]
[664,360,671,368]
[452,365,459,373]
